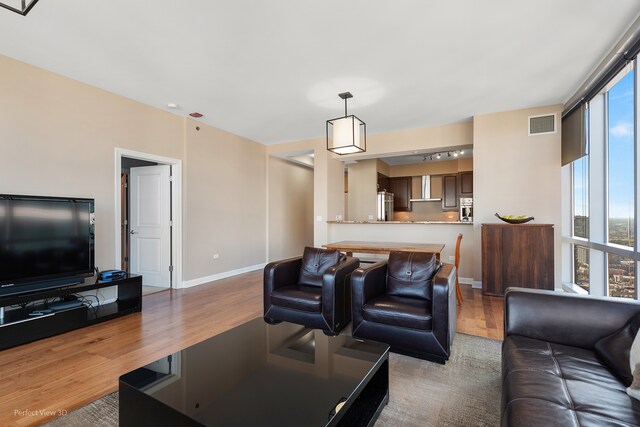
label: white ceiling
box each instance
[1,1,639,145]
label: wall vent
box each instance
[528,114,556,136]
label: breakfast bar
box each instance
[323,240,445,261]
[326,220,474,283]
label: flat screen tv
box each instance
[0,194,95,297]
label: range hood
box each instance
[409,175,442,202]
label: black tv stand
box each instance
[0,274,142,351]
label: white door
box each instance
[130,165,171,288]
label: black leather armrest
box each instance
[505,287,640,349]
[432,263,456,349]
[351,261,388,307]
[264,257,301,295]
[322,257,360,298]
[322,257,360,329]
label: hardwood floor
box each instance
[456,283,505,340]
[0,272,503,426]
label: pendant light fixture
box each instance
[0,0,40,16]
[326,92,366,155]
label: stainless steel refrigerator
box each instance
[377,191,394,221]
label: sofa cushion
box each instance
[362,294,432,330]
[386,252,436,300]
[270,285,321,312]
[594,312,640,387]
[298,247,341,287]
[502,335,640,426]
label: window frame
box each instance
[564,58,638,299]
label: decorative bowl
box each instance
[495,213,534,224]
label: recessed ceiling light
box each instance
[189,112,203,118]
[167,103,179,110]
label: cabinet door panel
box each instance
[390,177,411,211]
[459,172,473,196]
[442,175,458,211]
[482,224,554,296]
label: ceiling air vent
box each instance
[528,114,556,136]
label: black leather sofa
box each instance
[502,287,640,426]
[351,252,457,363]
[263,247,360,335]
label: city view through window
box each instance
[572,66,636,299]
[608,68,635,298]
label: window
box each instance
[573,245,589,292]
[607,67,635,248]
[565,62,638,299]
[573,155,589,238]
[608,253,635,298]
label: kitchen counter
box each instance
[327,220,474,225]
[326,220,475,280]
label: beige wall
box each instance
[358,122,473,158]
[0,54,268,287]
[267,157,314,260]
[0,54,184,284]
[473,105,562,287]
[267,139,345,248]
[347,159,378,221]
[184,121,267,280]
[376,159,391,176]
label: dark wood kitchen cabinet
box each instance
[377,173,390,192]
[482,223,554,296]
[442,174,458,211]
[390,177,411,211]
[459,171,473,196]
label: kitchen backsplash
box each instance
[393,202,460,222]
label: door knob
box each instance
[130,230,138,234]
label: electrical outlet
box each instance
[448,255,455,262]
[213,254,220,260]
[368,215,374,220]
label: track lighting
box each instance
[421,149,468,162]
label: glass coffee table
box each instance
[119,318,389,426]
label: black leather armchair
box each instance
[264,247,360,335]
[351,251,457,363]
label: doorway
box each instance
[115,149,183,295]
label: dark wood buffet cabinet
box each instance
[481,223,554,296]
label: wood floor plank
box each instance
[0,272,502,426]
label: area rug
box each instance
[44,333,501,427]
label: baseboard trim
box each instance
[459,277,473,286]
[471,280,482,289]
[182,263,266,288]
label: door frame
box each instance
[115,148,183,288]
